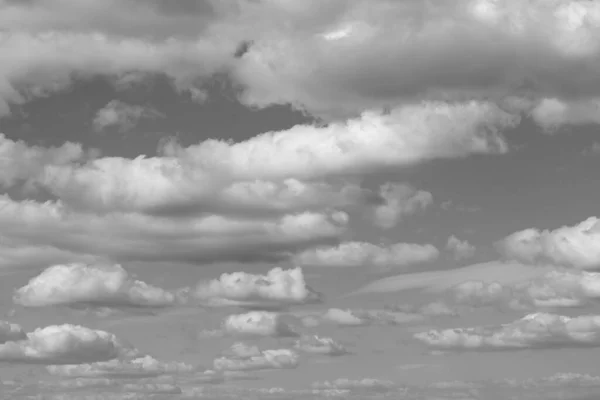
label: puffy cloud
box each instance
[294,335,349,356]
[0,134,87,189]
[13,262,176,309]
[302,308,425,327]
[498,217,600,269]
[312,378,396,393]
[0,323,137,364]
[213,343,299,372]
[223,311,298,337]
[233,0,600,119]
[530,98,600,133]
[450,269,600,310]
[415,312,600,351]
[0,195,347,267]
[47,355,194,378]
[370,183,433,229]
[446,236,476,261]
[294,241,439,269]
[191,267,321,309]
[0,320,26,343]
[92,100,164,133]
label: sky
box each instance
[2,0,600,399]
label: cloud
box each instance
[0,320,26,343]
[498,217,600,269]
[450,269,600,310]
[190,267,321,310]
[13,262,176,309]
[0,323,137,364]
[47,355,194,379]
[233,0,600,119]
[294,335,349,356]
[311,378,396,393]
[415,312,600,351]
[223,311,298,337]
[92,100,164,133]
[213,343,299,372]
[302,308,424,327]
[0,194,347,267]
[530,98,600,134]
[294,241,439,269]
[446,236,476,261]
[370,183,433,229]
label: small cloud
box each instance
[371,183,433,229]
[446,235,476,260]
[294,335,349,356]
[301,308,425,328]
[223,311,298,337]
[92,100,164,133]
[213,343,299,372]
[312,378,397,394]
[13,262,176,310]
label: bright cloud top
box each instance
[223,311,298,337]
[415,312,600,351]
[192,267,320,309]
[13,262,176,309]
[214,343,299,372]
[0,323,137,364]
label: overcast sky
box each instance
[2,1,600,399]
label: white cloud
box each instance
[13,262,176,309]
[294,335,349,356]
[0,320,26,343]
[0,194,347,267]
[190,267,321,309]
[302,308,425,327]
[92,100,164,133]
[294,241,439,269]
[446,236,476,261]
[223,311,298,337]
[47,355,194,379]
[415,312,600,351]
[213,343,299,372]
[498,217,600,269]
[233,0,600,119]
[370,183,433,229]
[0,323,137,364]
[312,378,396,393]
[531,98,600,133]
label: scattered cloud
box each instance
[0,323,137,364]
[415,312,600,351]
[370,183,433,229]
[301,308,425,328]
[223,311,298,338]
[294,241,439,269]
[498,217,600,269]
[13,262,176,309]
[92,100,164,133]
[446,236,476,261]
[294,335,349,356]
[190,267,321,310]
[214,343,299,372]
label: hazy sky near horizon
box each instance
[2,1,600,399]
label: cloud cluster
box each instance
[213,343,299,372]
[294,335,349,356]
[301,308,424,328]
[0,323,137,364]
[370,183,433,229]
[92,100,164,133]
[446,236,476,261]
[13,262,176,309]
[223,311,298,337]
[498,217,600,269]
[415,312,600,351]
[191,267,320,309]
[294,241,439,269]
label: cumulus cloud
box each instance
[446,236,476,261]
[302,308,424,327]
[294,241,439,269]
[213,343,299,372]
[190,267,321,310]
[13,262,176,309]
[0,320,26,343]
[47,355,194,379]
[415,312,600,351]
[370,183,433,229]
[530,98,600,134]
[498,217,600,269]
[223,311,298,337]
[294,335,349,356]
[92,100,164,133]
[0,323,137,364]
[312,378,396,393]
